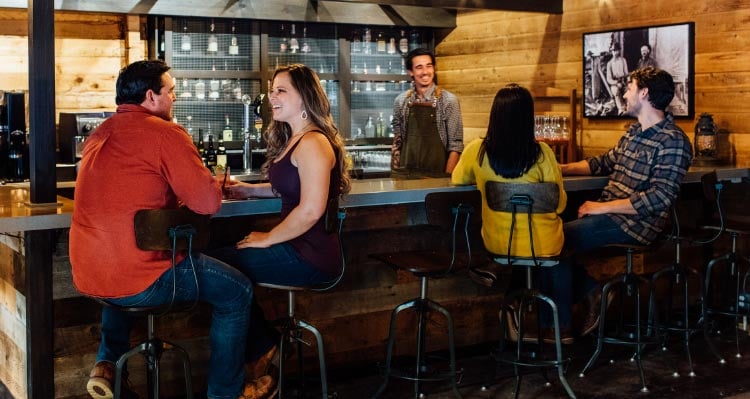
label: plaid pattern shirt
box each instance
[391,83,464,168]
[587,113,693,244]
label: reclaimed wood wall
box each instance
[437,0,750,165]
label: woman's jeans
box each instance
[209,242,333,362]
[540,214,641,328]
[97,253,253,399]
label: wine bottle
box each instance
[207,19,218,53]
[222,114,233,141]
[197,129,206,165]
[217,138,227,168]
[206,133,217,170]
[228,20,239,56]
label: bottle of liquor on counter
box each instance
[206,134,217,170]
[289,24,300,53]
[399,30,408,54]
[364,115,375,137]
[180,21,191,52]
[222,114,233,141]
[217,138,227,168]
[207,19,218,53]
[228,20,239,56]
[197,128,206,165]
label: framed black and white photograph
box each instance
[582,22,694,118]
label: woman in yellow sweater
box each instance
[451,83,571,340]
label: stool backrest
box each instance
[484,181,559,267]
[424,189,482,275]
[134,207,211,251]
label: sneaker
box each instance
[580,286,615,336]
[237,375,278,399]
[86,361,139,399]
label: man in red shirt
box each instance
[70,60,268,399]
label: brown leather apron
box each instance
[392,98,447,179]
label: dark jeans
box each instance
[209,242,332,362]
[548,214,641,329]
[97,253,253,399]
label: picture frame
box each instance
[582,22,694,118]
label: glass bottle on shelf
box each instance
[207,19,218,53]
[409,30,420,51]
[180,21,191,52]
[387,34,397,54]
[209,64,220,100]
[376,112,385,137]
[228,20,239,56]
[223,114,233,141]
[185,115,194,140]
[195,79,206,99]
[351,29,361,53]
[376,32,386,53]
[289,24,300,53]
[233,71,243,100]
[399,30,408,54]
[180,78,192,98]
[362,27,372,54]
[301,26,311,53]
[364,115,375,137]
[279,24,288,53]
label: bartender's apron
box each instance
[392,101,447,179]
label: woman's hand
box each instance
[236,231,272,249]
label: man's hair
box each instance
[404,47,435,71]
[629,67,675,111]
[115,60,171,105]
[641,43,652,52]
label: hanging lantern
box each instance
[694,112,719,165]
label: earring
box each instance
[301,110,308,120]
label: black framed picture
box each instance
[582,22,694,118]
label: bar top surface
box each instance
[0,165,746,233]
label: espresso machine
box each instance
[58,112,113,164]
[0,91,27,182]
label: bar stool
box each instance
[579,243,658,393]
[483,181,575,399]
[700,171,750,359]
[649,206,725,378]
[91,207,208,399]
[256,206,347,399]
[370,189,484,399]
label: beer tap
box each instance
[241,94,254,173]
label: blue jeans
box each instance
[549,214,641,328]
[97,253,253,399]
[209,242,331,361]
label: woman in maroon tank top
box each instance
[208,64,351,396]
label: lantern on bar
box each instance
[693,112,718,165]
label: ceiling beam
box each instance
[328,0,563,14]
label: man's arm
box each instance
[445,151,460,173]
[560,160,591,176]
[578,198,636,219]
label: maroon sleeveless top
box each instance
[268,132,342,277]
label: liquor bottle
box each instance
[185,115,194,140]
[222,114,233,141]
[351,29,361,53]
[376,112,385,137]
[197,129,206,165]
[364,115,375,137]
[301,26,311,53]
[387,34,397,54]
[180,78,192,98]
[207,19,218,53]
[279,24,288,53]
[399,30,408,54]
[217,138,227,168]
[233,72,243,100]
[376,32,386,53]
[362,27,372,54]
[289,24,300,53]
[209,63,220,100]
[194,79,206,99]
[228,20,239,56]
[206,133,217,170]
[180,21,191,52]
[409,30,420,51]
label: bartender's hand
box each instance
[237,231,272,248]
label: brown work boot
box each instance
[244,345,278,380]
[580,286,615,336]
[86,361,139,399]
[237,375,278,399]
